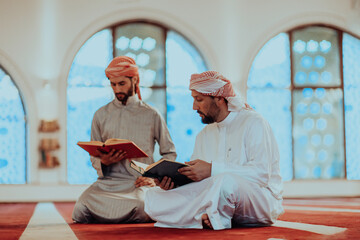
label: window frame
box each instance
[0,65,28,184]
[289,24,347,179]
[66,19,209,184]
[248,24,360,181]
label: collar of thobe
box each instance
[113,94,140,108]
[216,111,237,129]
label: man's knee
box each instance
[217,174,236,193]
[126,198,152,223]
[72,202,93,223]
[216,174,252,203]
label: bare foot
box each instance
[201,214,213,229]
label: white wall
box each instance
[0,0,360,201]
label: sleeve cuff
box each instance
[91,157,105,178]
[211,161,226,176]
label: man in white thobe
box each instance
[145,71,284,230]
[72,56,176,223]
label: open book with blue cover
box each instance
[130,159,194,187]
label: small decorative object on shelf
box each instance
[39,138,60,168]
[38,120,60,168]
[38,120,60,132]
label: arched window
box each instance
[0,66,26,184]
[67,21,208,184]
[247,25,360,181]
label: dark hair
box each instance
[210,95,228,104]
[127,76,138,95]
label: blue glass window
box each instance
[343,33,360,180]
[67,23,207,184]
[166,31,207,163]
[67,29,113,184]
[0,67,26,184]
[248,26,360,180]
[248,33,292,181]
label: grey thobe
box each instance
[72,95,177,223]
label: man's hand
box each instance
[135,176,156,188]
[97,149,127,166]
[178,159,211,182]
[154,176,174,190]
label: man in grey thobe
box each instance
[72,56,176,223]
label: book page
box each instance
[131,160,149,173]
[104,138,130,145]
[77,141,103,146]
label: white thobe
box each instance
[145,110,284,229]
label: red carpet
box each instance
[280,198,360,240]
[0,203,37,240]
[1,199,359,240]
[56,202,320,240]
[54,198,360,240]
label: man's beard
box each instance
[197,101,220,124]
[199,112,215,124]
[116,85,134,105]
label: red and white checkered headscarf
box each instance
[105,56,141,100]
[190,71,246,111]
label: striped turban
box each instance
[105,56,141,100]
[189,71,246,111]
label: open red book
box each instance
[77,138,148,159]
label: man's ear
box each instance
[132,76,139,84]
[214,96,225,106]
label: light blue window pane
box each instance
[115,23,165,87]
[166,31,207,88]
[0,68,26,184]
[247,32,292,181]
[166,31,207,162]
[343,33,360,180]
[292,27,341,87]
[293,89,344,179]
[67,29,113,184]
[141,87,166,118]
[248,33,290,88]
[167,88,205,163]
[247,89,292,181]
